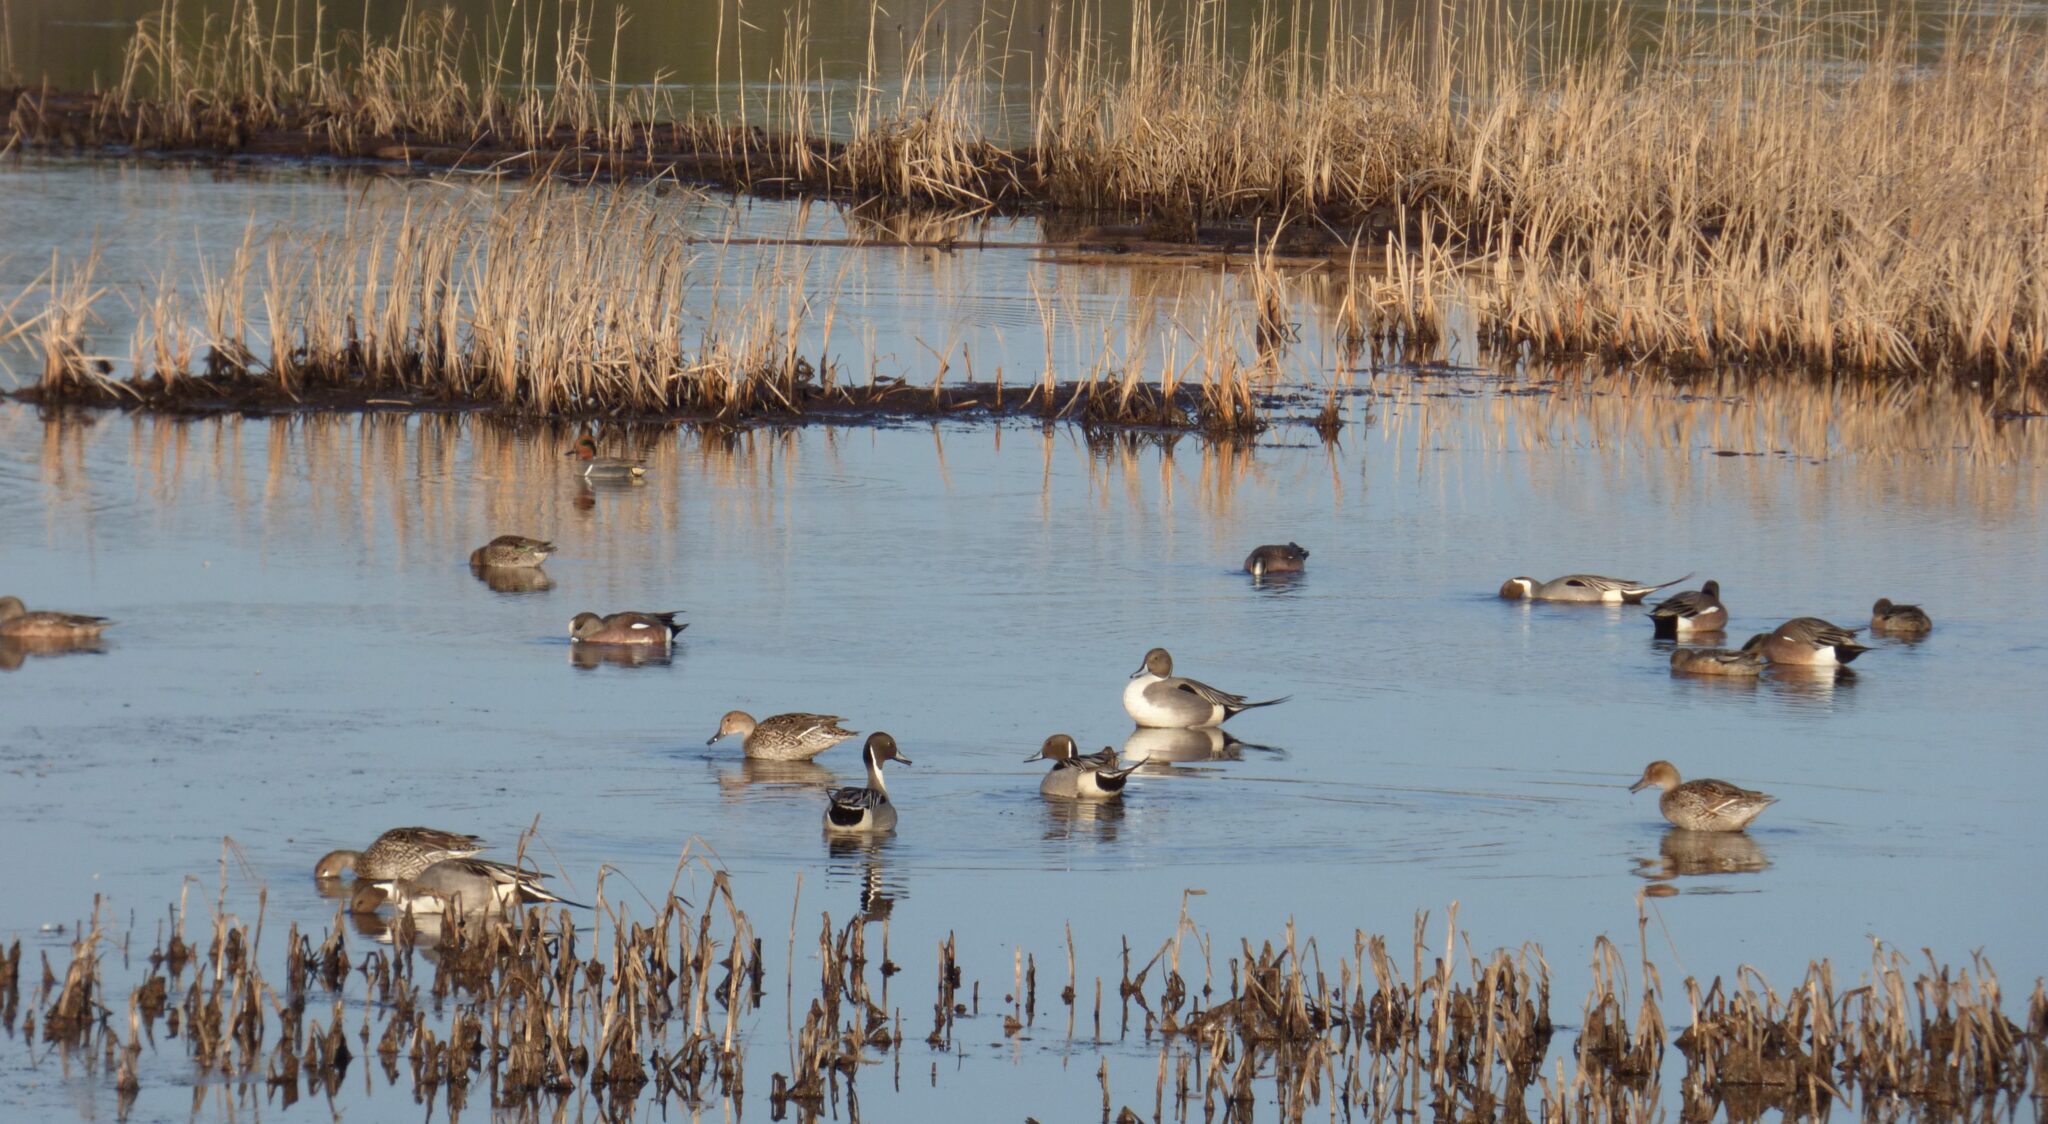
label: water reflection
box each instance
[1039,796,1126,845]
[472,564,555,594]
[1761,666,1856,708]
[0,637,107,671]
[715,759,838,802]
[825,835,905,923]
[1635,829,1771,887]
[569,644,675,670]
[1123,726,1282,768]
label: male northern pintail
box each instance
[708,710,857,761]
[1028,734,1140,800]
[1124,647,1288,728]
[1669,645,1764,676]
[352,857,575,918]
[0,596,113,640]
[1870,598,1933,634]
[315,826,484,882]
[1498,573,1689,603]
[1243,542,1309,578]
[469,535,553,568]
[563,435,647,479]
[1647,579,1727,637]
[824,733,911,833]
[1629,761,1776,832]
[569,610,686,646]
[1757,617,1869,666]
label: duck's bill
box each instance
[706,732,725,745]
[1628,779,1652,793]
[1022,751,1043,762]
[1128,664,1146,678]
[895,753,914,766]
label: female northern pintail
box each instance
[315,826,484,881]
[569,610,686,646]
[469,535,554,568]
[563,435,647,479]
[1498,573,1689,603]
[708,710,857,761]
[1629,761,1776,832]
[352,857,574,918]
[1870,598,1933,634]
[1647,579,1727,637]
[1028,734,1140,800]
[1243,542,1309,578]
[0,596,113,641]
[824,733,912,833]
[1669,645,1764,676]
[1757,617,1869,666]
[1124,647,1288,728]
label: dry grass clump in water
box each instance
[6,0,2044,378]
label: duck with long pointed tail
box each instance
[1498,572,1689,603]
[1029,734,1140,800]
[315,826,484,882]
[824,733,912,833]
[352,857,580,918]
[1647,579,1727,637]
[1124,647,1288,728]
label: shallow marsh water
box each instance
[3,159,2048,1120]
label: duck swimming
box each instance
[1123,647,1288,729]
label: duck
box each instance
[1669,645,1764,676]
[569,610,686,646]
[0,596,114,641]
[1647,579,1727,637]
[1497,573,1688,603]
[315,826,485,882]
[469,535,553,568]
[1756,617,1869,666]
[1629,761,1776,832]
[563,435,647,479]
[1028,734,1140,800]
[1870,598,1933,634]
[708,710,857,761]
[824,733,912,833]
[352,857,575,918]
[1244,542,1309,578]
[1124,647,1288,728]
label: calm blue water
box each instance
[2,159,2046,1122]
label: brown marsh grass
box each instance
[13,867,2041,1123]
[6,0,2044,381]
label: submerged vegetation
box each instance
[4,0,2046,381]
[7,861,2042,1122]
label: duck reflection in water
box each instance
[1041,795,1127,845]
[1123,726,1282,770]
[0,635,108,671]
[826,835,904,923]
[1762,664,1856,706]
[1636,829,1770,887]
[716,758,837,802]
[472,562,554,593]
[569,643,673,670]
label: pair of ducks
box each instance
[470,535,688,647]
[316,828,574,919]
[702,711,916,830]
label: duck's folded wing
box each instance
[1171,677,1249,708]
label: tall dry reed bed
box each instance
[7,868,2042,1123]
[0,183,1291,435]
[5,0,2045,380]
